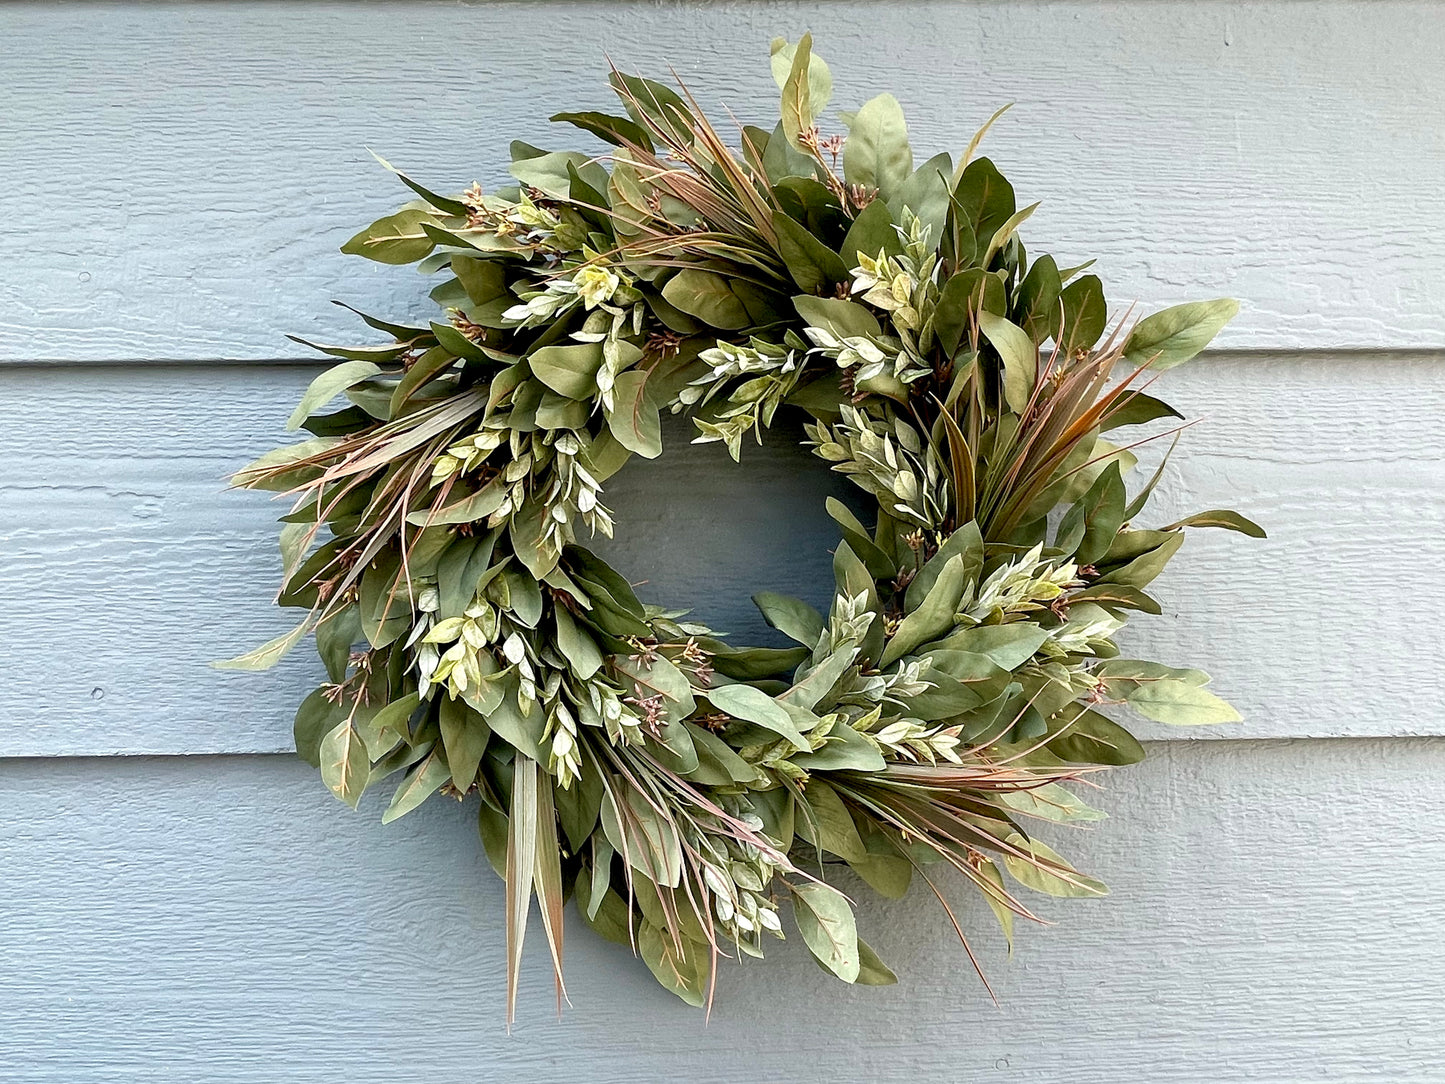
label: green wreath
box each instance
[223,35,1263,1016]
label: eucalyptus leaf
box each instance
[791,881,860,982]
[1124,299,1239,370]
[843,93,912,200]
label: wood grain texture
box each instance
[3,353,1442,755]
[2,740,1441,1082]
[2,1,1443,360]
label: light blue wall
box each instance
[3,3,1444,1080]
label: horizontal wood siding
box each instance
[4,354,1440,754]
[3,2,1443,1080]
[3,741,1443,1082]
[2,2,1443,361]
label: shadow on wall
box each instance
[591,410,868,645]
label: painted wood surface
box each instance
[3,3,1443,1079]
[4,353,1441,755]
[2,1,1443,361]
[2,739,1442,1083]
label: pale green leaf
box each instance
[1123,299,1239,370]
[606,370,662,458]
[707,683,810,751]
[976,311,1037,413]
[752,591,824,649]
[792,881,860,982]
[319,720,369,810]
[380,747,450,824]
[1164,508,1266,538]
[212,614,314,671]
[286,361,382,431]
[843,93,912,200]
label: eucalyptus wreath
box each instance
[222,36,1263,1016]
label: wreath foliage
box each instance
[224,36,1263,1015]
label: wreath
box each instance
[222,35,1263,1016]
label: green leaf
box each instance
[429,320,490,365]
[752,591,824,649]
[358,551,410,649]
[1047,706,1146,765]
[213,615,314,671]
[1164,509,1266,538]
[355,691,418,756]
[293,686,345,768]
[341,208,436,264]
[935,268,1007,358]
[1003,834,1108,898]
[380,747,450,824]
[940,623,1049,670]
[528,342,604,400]
[843,93,912,200]
[796,779,867,863]
[601,786,684,887]
[368,151,469,215]
[770,34,832,114]
[1016,253,1063,342]
[976,311,1036,413]
[608,70,694,147]
[772,212,849,293]
[793,295,881,339]
[792,720,886,772]
[703,641,811,681]
[890,151,952,245]
[450,255,507,305]
[509,150,608,200]
[791,881,860,982]
[439,695,490,791]
[1124,299,1239,370]
[847,831,912,897]
[550,109,652,150]
[554,605,604,679]
[950,157,1015,267]
[1096,658,1210,686]
[854,938,898,985]
[1075,461,1127,566]
[707,683,810,751]
[683,722,765,785]
[637,922,708,1007]
[1097,531,1185,587]
[906,520,983,613]
[483,681,549,762]
[883,554,968,666]
[824,497,895,579]
[1059,274,1107,355]
[319,721,370,810]
[286,361,383,431]
[390,346,459,415]
[606,370,662,458]
[408,481,505,528]
[778,32,826,151]
[1121,679,1241,725]
[661,268,750,329]
[1101,390,1181,433]
[840,198,900,268]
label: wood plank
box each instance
[1,2,1442,360]
[2,353,1441,754]
[1,740,1441,1081]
